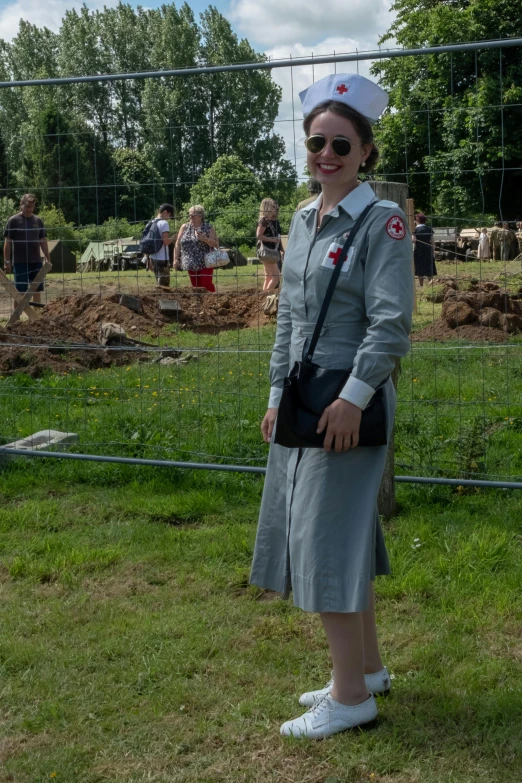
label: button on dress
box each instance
[250,183,414,613]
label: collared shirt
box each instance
[268,182,413,411]
[300,181,377,220]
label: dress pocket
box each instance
[319,242,358,276]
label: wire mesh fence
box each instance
[1,39,522,485]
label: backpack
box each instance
[140,219,164,255]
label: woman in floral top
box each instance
[174,204,219,292]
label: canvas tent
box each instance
[40,240,76,273]
[79,241,105,269]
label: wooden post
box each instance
[6,261,52,326]
[406,198,417,314]
[368,183,412,519]
[0,267,38,321]
[377,363,399,518]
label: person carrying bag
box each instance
[249,72,414,741]
[274,200,387,449]
[256,198,282,290]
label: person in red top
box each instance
[3,194,51,304]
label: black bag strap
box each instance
[306,200,378,362]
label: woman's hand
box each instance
[261,408,278,444]
[317,398,362,452]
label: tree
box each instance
[111,148,162,223]
[37,205,77,241]
[0,3,296,226]
[373,0,522,222]
[186,155,263,246]
[0,196,17,261]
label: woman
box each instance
[478,227,490,261]
[413,212,436,286]
[174,205,219,292]
[256,198,282,291]
[250,73,414,739]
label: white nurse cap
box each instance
[299,73,389,124]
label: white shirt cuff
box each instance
[338,376,375,410]
[268,386,283,408]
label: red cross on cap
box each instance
[328,247,343,265]
[336,83,349,96]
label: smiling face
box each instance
[306,111,370,194]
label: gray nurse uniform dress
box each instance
[250,182,414,613]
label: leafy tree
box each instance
[0,3,296,227]
[373,0,522,222]
[0,196,17,261]
[0,196,16,226]
[111,148,162,223]
[37,205,78,248]
[185,155,263,246]
[77,217,143,247]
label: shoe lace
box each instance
[307,694,333,717]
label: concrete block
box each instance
[159,299,180,313]
[3,430,79,451]
[119,294,143,313]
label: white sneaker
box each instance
[280,693,378,739]
[299,667,391,708]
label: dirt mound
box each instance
[415,283,522,343]
[0,288,272,376]
[413,320,510,343]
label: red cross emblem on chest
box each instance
[322,242,352,271]
[336,83,349,96]
[328,247,343,265]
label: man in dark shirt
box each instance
[3,193,51,304]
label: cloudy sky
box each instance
[0,0,396,173]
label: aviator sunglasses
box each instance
[305,134,359,157]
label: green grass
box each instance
[2,287,522,779]
[0,464,521,782]
[2,319,522,481]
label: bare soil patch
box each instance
[414,279,522,342]
[0,288,271,376]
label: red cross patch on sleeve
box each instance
[386,215,406,240]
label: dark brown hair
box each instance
[415,212,427,223]
[303,100,379,174]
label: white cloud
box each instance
[0,0,115,41]
[266,38,388,178]
[227,0,396,177]
[230,0,392,47]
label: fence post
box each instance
[369,182,410,517]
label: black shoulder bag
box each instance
[273,201,387,449]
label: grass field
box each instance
[1,260,522,781]
[1,461,521,782]
[2,318,522,481]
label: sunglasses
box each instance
[305,135,358,157]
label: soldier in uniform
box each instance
[251,72,413,739]
[500,222,512,262]
[516,222,522,257]
[508,223,518,259]
[490,221,502,261]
